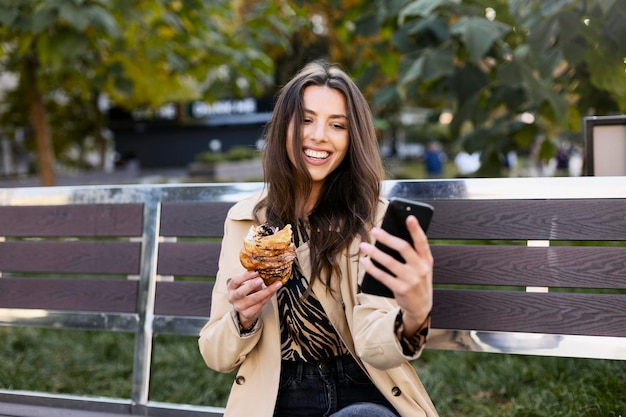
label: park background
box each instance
[1,1,625,416]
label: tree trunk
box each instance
[26,56,56,186]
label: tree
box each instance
[0,0,303,185]
[1,0,120,185]
[394,0,625,174]
[307,0,626,175]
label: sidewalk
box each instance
[0,160,263,188]
[0,168,188,188]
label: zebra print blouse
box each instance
[277,219,350,362]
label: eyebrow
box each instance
[304,108,348,120]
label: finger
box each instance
[406,215,433,263]
[232,277,264,299]
[234,287,278,323]
[228,270,259,291]
[372,226,415,259]
[247,281,282,306]
[366,228,415,277]
[229,278,282,311]
[358,254,405,294]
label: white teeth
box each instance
[304,149,329,159]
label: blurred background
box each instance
[1,0,625,187]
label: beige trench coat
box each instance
[198,190,439,417]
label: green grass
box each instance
[0,327,134,396]
[1,327,625,415]
[416,350,626,417]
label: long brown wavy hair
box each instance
[253,60,385,288]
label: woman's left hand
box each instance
[359,215,433,336]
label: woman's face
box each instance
[287,85,349,190]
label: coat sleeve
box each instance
[198,215,262,373]
[352,293,427,370]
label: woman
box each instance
[198,61,438,417]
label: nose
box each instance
[307,120,326,142]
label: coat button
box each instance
[391,386,401,396]
[235,376,246,385]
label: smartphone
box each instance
[360,197,434,298]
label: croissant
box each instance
[239,224,295,285]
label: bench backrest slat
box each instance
[157,242,222,277]
[0,241,142,274]
[0,278,138,313]
[425,199,625,240]
[432,290,626,337]
[0,204,144,237]
[154,281,214,316]
[160,202,234,237]
[432,245,626,289]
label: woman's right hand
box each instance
[227,270,282,329]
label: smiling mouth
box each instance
[304,149,330,160]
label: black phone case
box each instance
[360,197,434,298]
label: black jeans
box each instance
[274,354,400,417]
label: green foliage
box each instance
[331,0,626,175]
[194,146,260,164]
[224,146,260,161]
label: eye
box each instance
[332,122,346,130]
[303,117,313,125]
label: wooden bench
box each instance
[1,177,625,416]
